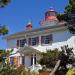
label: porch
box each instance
[18,45,42,71]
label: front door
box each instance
[25,56,31,67]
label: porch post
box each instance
[19,54,24,65]
[19,56,22,64]
[32,54,35,70]
[39,35,41,45]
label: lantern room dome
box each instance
[40,7,58,26]
[45,7,57,20]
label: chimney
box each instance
[26,21,32,31]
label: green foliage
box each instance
[57,13,70,22]
[57,14,65,21]
[65,0,75,14]
[39,49,61,68]
[0,50,5,63]
[0,64,19,75]
[0,25,8,36]
[0,63,37,75]
[57,0,75,21]
[57,0,75,34]
[57,0,75,22]
[0,49,13,64]
[0,0,11,8]
[66,68,75,75]
[65,0,75,21]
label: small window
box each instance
[17,39,26,47]
[44,35,50,44]
[42,34,53,44]
[32,37,37,46]
[20,39,26,47]
[50,12,56,16]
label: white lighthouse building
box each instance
[5,8,75,70]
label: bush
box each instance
[0,63,38,75]
[0,63,18,75]
[39,49,61,68]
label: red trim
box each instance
[36,37,39,45]
[41,36,44,44]
[46,16,57,20]
[17,40,19,47]
[28,38,31,45]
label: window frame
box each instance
[17,39,26,47]
[41,34,53,45]
[44,35,50,44]
[32,37,37,46]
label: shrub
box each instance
[39,49,61,68]
[0,63,18,75]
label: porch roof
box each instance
[9,53,20,57]
[18,45,41,55]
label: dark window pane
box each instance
[43,34,53,44]
[20,39,26,47]
[28,38,31,45]
[32,37,39,46]
[44,35,50,44]
[32,37,36,46]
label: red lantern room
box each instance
[45,7,57,21]
[40,7,58,26]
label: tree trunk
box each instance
[50,60,61,75]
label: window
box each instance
[50,12,56,16]
[41,34,53,44]
[17,39,26,47]
[32,37,37,46]
[44,35,50,44]
[32,37,39,46]
[20,39,26,47]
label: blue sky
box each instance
[0,0,68,49]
